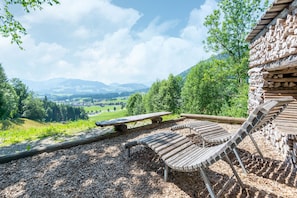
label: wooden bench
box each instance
[95,112,172,132]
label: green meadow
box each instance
[0,110,178,147]
[0,110,127,147]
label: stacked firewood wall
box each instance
[249,12,297,68]
[248,67,264,110]
[248,66,297,164]
[248,9,297,166]
[263,63,297,93]
[261,124,297,168]
[261,123,289,156]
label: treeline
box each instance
[126,74,182,115]
[0,65,88,122]
[126,57,248,118]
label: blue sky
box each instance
[0,0,270,85]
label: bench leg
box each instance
[151,116,162,124]
[199,167,217,198]
[248,133,264,158]
[164,165,169,181]
[225,154,244,189]
[127,148,131,157]
[114,124,128,132]
[233,148,248,174]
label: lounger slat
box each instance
[164,144,199,165]
[157,138,191,156]
[172,147,208,168]
[203,133,232,142]
[142,133,178,146]
[146,134,181,149]
[171,121,233,146]
[161,141,194,160]
[136,132,168,144]
[152,136,187,153]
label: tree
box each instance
[10,78,29,117]
[181,59,231,115]
[22,93,46,121]
[201,0,268,116]
[220,83,248,117]
[203,0,268,83]
[0,0,59,48]
[126,93,145,116]
[144,80,162,113]
[143,74,183,114]
[0,64,18,119]
[157,74,182,113]
[204,0,268,62]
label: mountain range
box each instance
[23,78,149,96]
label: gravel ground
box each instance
[0,119,296,198]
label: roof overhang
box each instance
[246,0,296,43]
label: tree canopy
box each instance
[0,64,17,119]
[0,0,59,48]
[203,0,268,62]
[126,93,145,116]
[181,59,231,115]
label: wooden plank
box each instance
[264,89,297,93]
[276,126,297,135]
[180,114,245,124]
[95,111,171,127]
[161,141,193,160]
[171,147,205,167]
[247,8,289,44]
[164,144,198,166]
[263,69,297,76]
[144,133,178,147]
[276,121,297,126]
[265,60,297,71]
[265,77,297,82]
[152,136,187,152]
[158,138,191,156]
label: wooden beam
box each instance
[180,114,245,124]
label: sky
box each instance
[0,0,271,85]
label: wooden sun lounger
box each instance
[95,112,171,132]
[125,97,295,198]
[171,121,233,147]
[171,120,250,173]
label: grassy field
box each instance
[84,97,127,114]
[84,105,123,113]
[0,110,127,147]
[0,110,178,147]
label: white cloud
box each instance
[181,0,217,43]
[22,0,140,28]
[137,17,178,39]
[72,26,91,39]
[0,0,217,85]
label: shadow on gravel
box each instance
[130,148,281,198]
[234,148,297,188]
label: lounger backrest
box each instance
[229,98,294,148]
[204,98,295,166]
